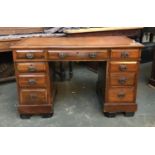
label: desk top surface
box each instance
[11,36,143,49]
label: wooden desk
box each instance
[11,36,143,118]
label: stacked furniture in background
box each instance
[140,28,155,88]
[0,27,66,83]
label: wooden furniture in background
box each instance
[11,36,143,119]
[0,39,20,82]
[0,27,44,83]
[65,27,143,40]
[0,27,44,35]
[141,28,155,88]
[149,53,155,88]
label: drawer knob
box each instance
[119,65,127,72]
[26,53,34,59]
[118,77,127,85]
[89,53,97,58]
[117,92,126,98]
[59,53,67,59]
[28,65,36,72]
[121,51,129,58]
[28,79,36,85]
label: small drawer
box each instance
[107,87,135,103]
[20,89,48,105]
[16,62,46,73]
[18,74,47,88]
[48,50,108,61]
[111,49,140,60]
[110,73,136,86]
[15,50,46,60]
[110,62,138,72]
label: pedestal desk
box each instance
[11,36,143,118]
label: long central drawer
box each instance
[48,50,108,61]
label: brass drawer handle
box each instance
[121,51,129,58]
[117,92,126,98]
[119,65,127,72]
[26,53,34,59]
[59,53,67,59]
[89,53,97,58]
[28,65,36,72]
[28,79,36,85]
[118,77,127,85]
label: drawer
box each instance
[110,62,138,72]
[107,87,135,103]
[110,73,136,86]
[16,62,46,73]
[18,74,47,88]
[48,50,108,61]
[20,89,48,105]
[14,50,46,60]
[111,49,140,59]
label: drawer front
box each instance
[16,62,46,73]
[110,62,138,72]
[15,50,45,60]
[111,49,140,59]
[48,50,108,61]
[108,88,135,103]
[20,89,48,105]
[18,74,47,88]
[110,73,136,86]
